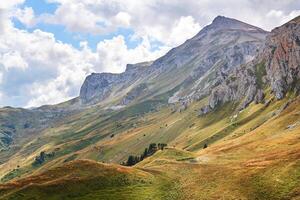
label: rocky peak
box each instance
[212,15,237,26]
[150,16,267,74]
[207,15,266,32]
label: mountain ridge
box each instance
[203,15,267,32]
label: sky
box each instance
[0,0,299,108]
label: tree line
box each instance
[32,151,55,166]
[123,143,167,166]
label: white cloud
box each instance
[0,7,13,34]
[95,35,168,73]
[0,0,25,9]
[265,9,300,29]
[0,71,3,84]
[0,91,3,107]
[114,12,131,27]
[14,7,36,27]
[0,20,94,106]
[0,51,28,70]
[26,73,78,107]
[35,0,300,37]
[40,2,110,34]
[167,16,201,46]
[0,0,27,32]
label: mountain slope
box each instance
[1,95,299,200]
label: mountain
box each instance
[0,16,300,200]
[79,16,268,107]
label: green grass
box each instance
[113,99,165,119]
[56,133,111,157]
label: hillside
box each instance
[0,15,299,200]
[0,95,299,199]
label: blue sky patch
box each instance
[23,0,58,15]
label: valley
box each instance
[0,15,299,200]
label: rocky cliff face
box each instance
[199,16,300,115]
[79,62,151,104]
[263,16,300,99]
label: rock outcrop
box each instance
[262,16,300,99]
[79,62,151,104]
[199,16,300,114]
